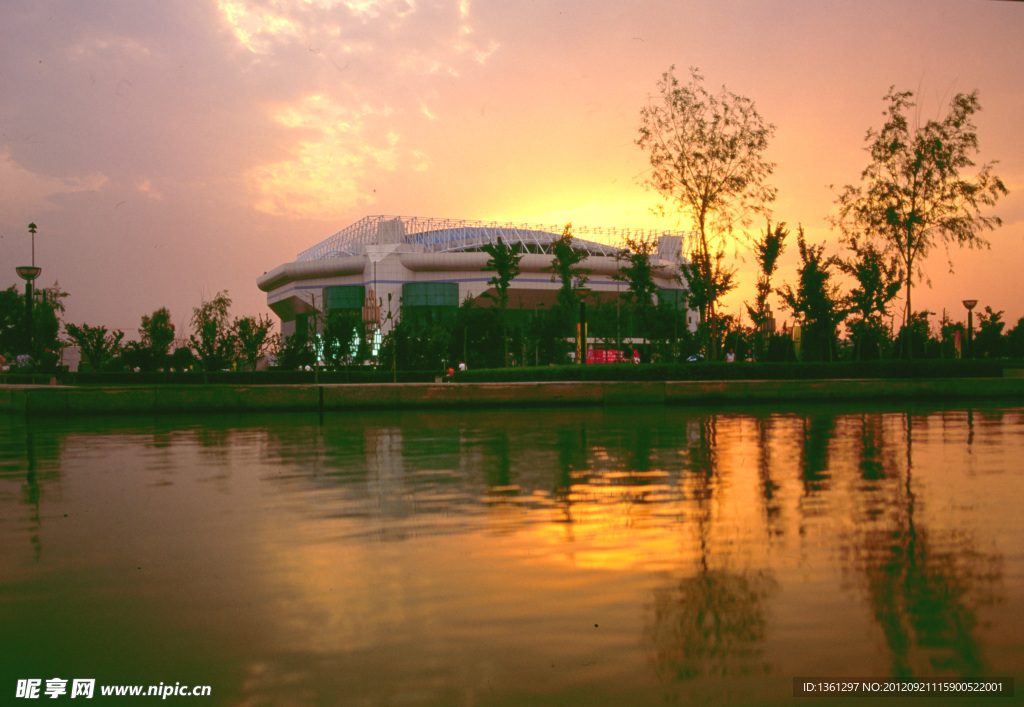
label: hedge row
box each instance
[2,359,1016,387]
[52,369,439,386]
[455,359,1010,383]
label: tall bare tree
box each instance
[637,66,776,359]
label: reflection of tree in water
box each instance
[0,424,66,563]
[23,430,42,562]
[800,414,835,494]
[552,423,588,535]
[849,412,1003,678]
[649,568,776,682]
[754,415,783,539]
[626,424,654,473]
[647,414,776,682]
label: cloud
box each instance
[208,0,502,219]
[249,94,400,218]
[0,152,108,213]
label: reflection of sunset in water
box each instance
[1,403,1022,705]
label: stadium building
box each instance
[257,215,698,351]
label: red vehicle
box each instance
[586,348,640,364]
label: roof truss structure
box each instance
[296,215,693,262]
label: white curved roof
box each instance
[296,215,692,262]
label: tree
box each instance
[481,237,523,367]
[613,234,662,348]
[546,223,591,331]
[679,248,736,360]
[745,220,788,361]
[895,311,940,359]
[65,323,124,371]
[232,314,276,371]
[1006,317,1024,358]
[975,306,1006,358]
[2,282,69,370]
[0,287,22,360]
[189,291,235,371]
[637,66,776,359]
[779,228,845,362]
[137,307,175,370]
[938,310,964,359]
[835,87,1008,356]
[275,327,315,370]
[835,234,902,360]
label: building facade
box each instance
[257,215,699,346]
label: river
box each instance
[2,401,1021,705]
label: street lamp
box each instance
[962,299,978,359]
[16,223,42,357]
[576,283,591,364]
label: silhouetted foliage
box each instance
[613,234,663,346]
[835,87,1008,356]
[836,234,902,360]
[190,291,235,371]
[481,237,523,367]
[974,306,1006,358]
[546,223,591,333]
[233,313,276,371]
[745,220,789,361]
[779,228,845,362]
[637,66,776,359]
[894,311,940,360]
[1007,318,1024,358]
[65,322,124,372]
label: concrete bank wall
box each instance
[3,378,1024,416]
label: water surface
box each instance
[2,402,1022,705]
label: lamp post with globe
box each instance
[16,223,42,358]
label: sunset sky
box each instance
[2,0,1022,339]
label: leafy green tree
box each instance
[779,228,845,362]
[835,234,902,360]
[448,298,503,369]
[975,306,1006,358]
[895,311,940,359]
[721,316,751,361]
[134,307,176,371]
[0,282,69,370]
[680,249,735,359]
[33,282,68,369]
[649,300,696,362]
[546,223,591,330]
[275,328,315,370]
[171,346,196,371]
[232,313,276,371]
[613,234,663,347]
[637,65,776,360]
[481,236,523,367]
[835,87,1008,356]
[189,291,235,371]
[320,311,355,370]
[1006,317,1024,358]
[938,310,964,359]
[379,314,453,373]
[65,323,124,371]
[525,306,572,366]
[0,287,22,360]
[745,220,788,361]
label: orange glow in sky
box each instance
[1,0,1021,333]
